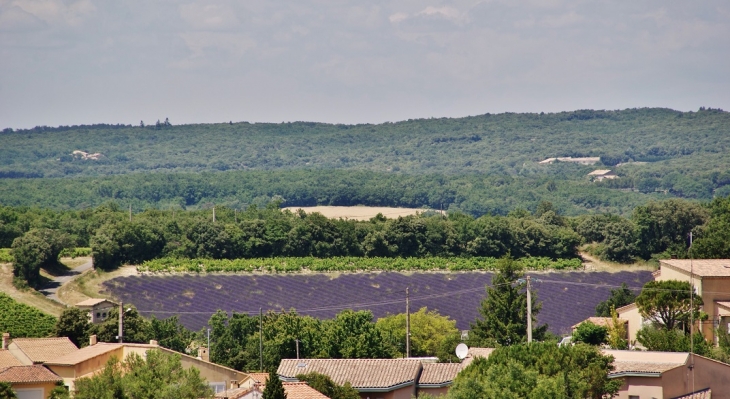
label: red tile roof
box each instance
[278,358,421,390]
[11,337,78,363]
[0,365,62,383]
[216,382,330,399]
[672,388,711,399]
[44,343,124,366]
[247,372,270,383]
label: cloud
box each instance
[179,3,241,30]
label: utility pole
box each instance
[118,301,124,343]
[689,232,695,394]
[207,328,211,359]
[406,287,411,358]
[259,308,263,371]
[128,204,132,222]
[526,276,532,343]
[235,209,237,223]
[213,206,216,223]
[295,339,300,359]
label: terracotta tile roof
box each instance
[672,388,711,399]
[418,363,461,386]
[247,372,270,383]
[460,347,495,368]
[615,302,637,313]
[44,343,123,366]
[218,382,330,399]
[278,359,421,390]
[571,317,627,329]
[0,350,23,368]
[11,337,78,363]
[282,382,330,399]
[0,365,62,383]
[603,350,688,376]
[661,259,730,277]
[76,298,116,307]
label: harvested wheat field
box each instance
[283,206,439,220]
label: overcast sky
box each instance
[1,0,729,129]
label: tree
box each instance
[48,382,71,399]
[11,228,71,287]
[323,310,389,359]
[74,351,213,399]
[469,257,547,346]
[95,305,149,344]
[601,219,637,263]
[606,306,628,350]
[295,372,359,399]
[595,283,637,317]
[449,342,621,399]
[636,326,710,356]
[56,307,93,347]
[148,316,194,353]
[572,321,608,346]
[0,382,17,399]
[632,199,708,259]
[375,307,460,360]
[262,370,287,399]
[635,280,702,332]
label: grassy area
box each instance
[58,265,137,305]
[0,264,65,317]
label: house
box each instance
[1,334,67,398]
[44,335,248,394]
[0,365,63,399]
[539,157,601,165]
[604,349,730,399]
[278,358,461,399]
[655,259,730,344]
[588,169,618,181]
[5,336,78,366]
[417,363,461,397]
[75,298,117,324]
[217,381,330,399]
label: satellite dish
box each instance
[455,343,469,360]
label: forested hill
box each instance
[1,107,729,215]
[2,108,728,178]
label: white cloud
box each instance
[179,3,241,30]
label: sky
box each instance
[1,0,729,129]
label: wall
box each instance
[612,376,663,399]
[359,385,415,399]
[662,356,730,399]
[617,306,643,346]
[11,382,57,398]
[697,278,730,342]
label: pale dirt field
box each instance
[0,263,66,317]
[58,265,138,305]
[579,252,657,273]
[283,206,440,220]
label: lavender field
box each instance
[104,271,653,335]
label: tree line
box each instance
[6,196,730,287]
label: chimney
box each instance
[150,340,158,346]
[2,333,9,350]
[198,347,209,362]
[89,335,97,346]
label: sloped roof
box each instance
[44,343,123,366]
[218,382,330,399]
[0,365,62,383]
[615,302,637,313]
[278,359,421,391]
[76,298,116,307]
[717,301,730,317]
[247,372,269,383]
[0,350,23,368]
[672,388,711,399]
[603,350,688,376]
[660,259,730,277]
[571,317,627,329]
[11,337,78,363]
[418,363,461,386]
[460,347,495,368]
[282,382,330,399]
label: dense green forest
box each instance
[1,108,729,216]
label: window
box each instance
[209,382,226,393]
[629,396,640,399]
[102,312,107,318]
[96,312,101,318]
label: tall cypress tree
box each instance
[469,257,547,346]
[263,370,287,399]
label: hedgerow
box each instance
[138,256,582,274]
